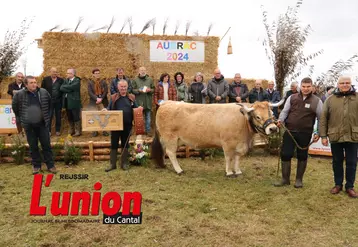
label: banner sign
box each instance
[0,99,18,134]
[150,40,205,62]
[308,120,358,157]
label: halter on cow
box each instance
[152,99,284,176]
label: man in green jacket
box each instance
[320,76,358,198]
[60,68,82,137]
[132,67,155,136]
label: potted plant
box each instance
[11,134,26,165]
[64,135,81,166]
[128,143,150,166]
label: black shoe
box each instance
[48,167,58,174]
[32,167,41,175]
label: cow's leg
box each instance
[223,147,235,177]
[233,154,242,176]
[234,144,248,176]
[165,139,183,174]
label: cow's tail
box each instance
[151,127,166,168]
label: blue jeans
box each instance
[144,109,151,133]
[25,123,54,169]
[330,142,358,189]
[49,101,62,132]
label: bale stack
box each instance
[40,32,219,81]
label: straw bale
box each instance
[40,32,219,82]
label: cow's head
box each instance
[238,99,285,135]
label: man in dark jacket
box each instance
[229,73,249,103]
[7,72,25,98]
[41,67,64,136]
[266,80,281,118]
[104,79,141,172]
[276,77,322,188]
[88,68,109,137]
[12,76,57,175]
[110,68,133,95]
[60,68,82,137]
[207,68,229,103]
[248,79,269,103]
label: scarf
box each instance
[94,79,103,96]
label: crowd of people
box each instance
[8,68,358,198]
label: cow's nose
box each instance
[269,126,278,133]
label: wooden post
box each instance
[88,141,94,161]
[185,145,190,158]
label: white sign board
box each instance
[150,40,205,62]
[308,120,358,157]
[0,99,18,134]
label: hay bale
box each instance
[40,32,220,81]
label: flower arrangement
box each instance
[64,135,81,166]
[11,134,26,165]
[128,143,150,166]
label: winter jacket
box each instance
[207,75,229,103]
[132,74,155,110]
[319,87,358,143]
[12,87,51,128]
[229,82,249,102]
[60,77,82,109]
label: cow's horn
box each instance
[269,98,285,108]
[238,103,254,112]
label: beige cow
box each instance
[151,100,284,176]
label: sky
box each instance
[1,0,358,86]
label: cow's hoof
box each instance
[226,174,236,178]
[177,171,184,176]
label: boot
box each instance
[68,122,75,135]
[105,149,117,172]
[294,160,307,188]
[274,160,291,187]
[121,148,129,170]
[73,121,81,137]
[199,150,206,161]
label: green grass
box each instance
[0,152,357,247]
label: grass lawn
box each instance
[0,151,357,247]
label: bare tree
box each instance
[120,19,127,34]
[106,16,115,33]
[185,20,192,36]
[140,18,153,34]
[261,0,323,96]
[60,28,70,32]
[174,20,180,35]
[0,18,32,83]
[74,17,84,32]
[163,17,169,35]
[152,18,156,35]
[127,17,133,35]
[93,26,108,32]
[84,25,94,33]
[207,23,213,36]
[315,54,358,87]
[49,25,60,32]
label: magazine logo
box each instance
[30,174,142,224]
